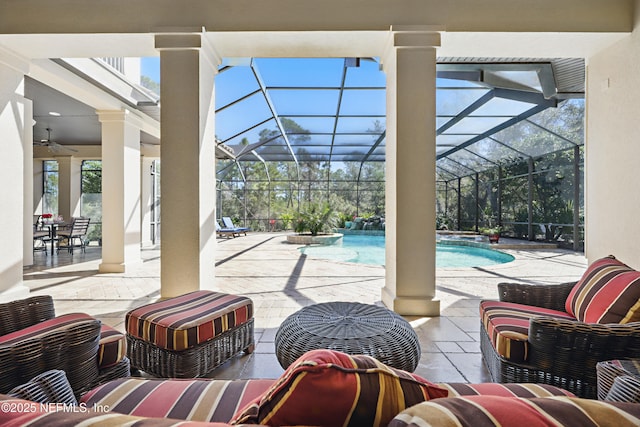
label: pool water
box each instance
[299,234,514,267]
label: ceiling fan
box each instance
[34,128,78,153]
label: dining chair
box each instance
[33,214,50,254]
[56,217,91,254]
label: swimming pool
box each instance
[299,234,514,267]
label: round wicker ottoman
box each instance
[274,301,421,372]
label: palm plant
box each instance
[294,203,335,236]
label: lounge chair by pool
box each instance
[216,221,241,238]
[222,217,250,236]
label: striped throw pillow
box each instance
[440,382,574,398]
[98,324,126,369]
[388,395,640,427]
[565,255,640,323]
[232,349,447,427]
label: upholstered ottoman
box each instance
[125,290,254,378]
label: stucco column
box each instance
[0,50,30,301]
[98,110,142,273]
[381,29,441,316]
[156,33,218,298]
[55,155,82,221]
[22,96,34,266]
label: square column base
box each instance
[382,286,440,317]
[99,262,126,273]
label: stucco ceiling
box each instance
[2,28,624,164]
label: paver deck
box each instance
[23,233,587,383]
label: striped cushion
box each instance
[125,291,253,351]
[0,395,246,427]
[566,255,640,323]
[480,300,573,362]
[440,382,574,398]
[232,349,448,427]
[80,380,573,424]
[80,378,274,423]
[0,313,97,345]
[389,395,640,427]
[98,324,126,369]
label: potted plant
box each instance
[294,202,335,236]
[338,212,353,229]
[481,226,503,243]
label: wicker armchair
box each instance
[481,280,640,398]
[0,295,129,398]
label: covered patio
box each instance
[2,1,637,321]
[24,233,587,383]
[0,2,639,415]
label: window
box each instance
[81,160,102,245]
[151,160,161,244]
[43,160,58,215]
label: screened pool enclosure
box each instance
[213,57,584,249]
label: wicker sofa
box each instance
[1,351,640,426]
[480,255,640,398]
[0,295,130,398]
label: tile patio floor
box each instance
[23,233,588,384]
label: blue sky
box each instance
[137,56,573,170]
[140,57,387,153]
[141,57,160,82]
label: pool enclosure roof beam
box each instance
[436,98,556,160]
[327,59,351,171]
[250,59,299,165]
[358,130,387,181]
[523,118,580,147]
[214,58,582,183]
[252,150,271,182]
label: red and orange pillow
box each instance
[232,349,447,427]
[565,255,640,324]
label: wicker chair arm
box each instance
[0,318,101,398]
[498,281,576,311]
[530,317,640,339]
[7,369,77,405]
[0,295,56,336]
[528,317,640,373]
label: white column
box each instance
[33,160,44,214]
[0,49,30,301]
[56,155,82,221]
[156,33,218,298]
[98,110,142,272]
[23,98,35,265]
[381,29,441,316]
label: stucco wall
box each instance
[585,1,640,268]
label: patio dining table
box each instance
[42,220,68,255]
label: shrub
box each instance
[295,203,336,236]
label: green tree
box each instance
[140,75,160,95]
[217,117,388,229]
